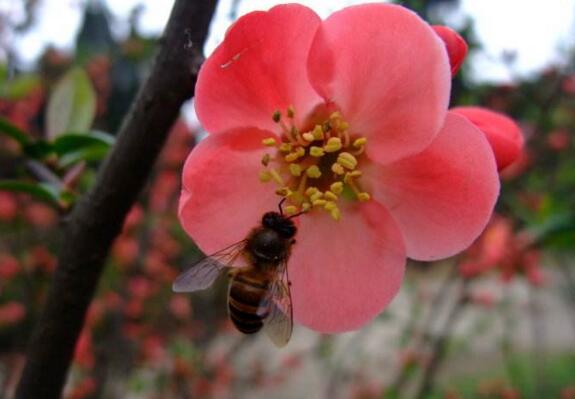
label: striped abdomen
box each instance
[228,269,272,334]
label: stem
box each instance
[414,279,470,399]
[15,1,218,398]
[386,264,460,397]
[528,284,546,398]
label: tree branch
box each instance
[15,1,218,398]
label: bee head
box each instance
[262,212,296,239]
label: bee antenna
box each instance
[278,198,287,216]
[288,210,307,219]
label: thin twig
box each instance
[15,1,218,398]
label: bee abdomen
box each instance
[228,272,270,334]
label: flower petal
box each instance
[195,4,323,134]
[367,112,500,261]
[451,106,524,171]
[307,3,451,164]
[290,201,406,333]
[179,129,280,255]
[432,26,468,76]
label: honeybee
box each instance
[173,201,299,347]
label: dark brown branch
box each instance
[15,1,218,398]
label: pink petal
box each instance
[432,26,468,76]
[307,3,451,164]
[451,106,524,171]
[194,5,323,134]
[290,201,406,333]
[179,129,280,256]
[366,112,500,261]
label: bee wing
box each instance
[172,241,246,293]
[262,260,293,347]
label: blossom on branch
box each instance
[179,4,512,333]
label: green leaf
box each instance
[46,67,96,140]
[52,131,115,155]
[58,146,109,168]
[22,140,54,160]
[0,117,31,147]
[0,180,61,207]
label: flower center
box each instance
[258,106,371,221]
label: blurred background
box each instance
[0,0,574,398]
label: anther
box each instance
[353,137,367,148]
[331,163,345,175]
[309,191,323,202]
[276,187,293,197]
[324,201,337,211]
[302,132,315,142]
[262,137,277,146]
[279,143,292,153]
[287,106,295,118]
[272,110,281,123]
[312,199,327,207]
[337,152,358,170]
[330,208,341,221]
[306,165,322,179]
[312,125,324,140]
[285,205,297,215]
[305,187,319,196]
[324,191,338,201]
[261,154,271,166]
[357,192,371,201]
[301,202,311,211]
[259,170,272,182]
[324,137,342,153]
[330,182,344,194]
[310,146,325,157]
[289,164,302,176]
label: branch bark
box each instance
[15,1,218,397]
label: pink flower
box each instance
[432,25,468,76]
[179,4,500,332]
[452,107,524,171]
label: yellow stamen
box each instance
[262,137,277,146]
[310,191,323,202]
[289,163,302,176]
[312,199,327,207]
[330,208,341,221]
[324,191,338,201]
[312,125,324,140]
[353,137,367,147]
[279,143,292,153]
[306,165,322,178]
[301,202,311,212]
[261,154,271,166]
[331,163,345,175]
[357,192,371,202]
[287,105,295,118]
[272,110,281,123]
[330,182,344,194]
[337,152,358,170]
[324,201,337,211]
[324,137,342,153]
[259,170,272,182]
[285,205,297,215]
[310,146,325,157]
[305,187,319,197]
[276,187,292,197]
[302,132,315,142]
[269,169,284,185]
